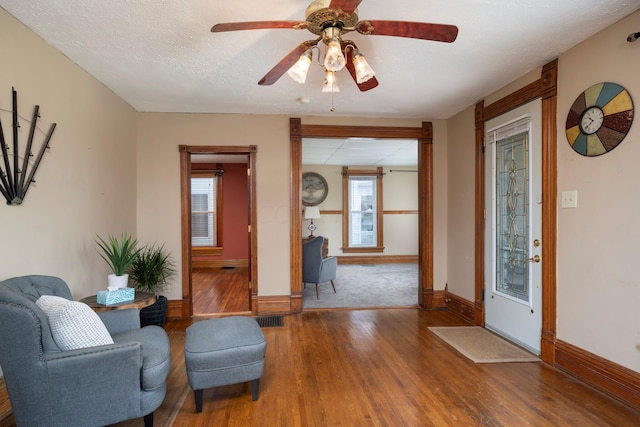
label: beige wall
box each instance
[0,9,137,298]
[433,120,448,290]
[137,116,449,298]
[446,10,640,372]
[301,164,419,257]
[136,113,293,297]
[446,106,476,301]
[556,10,640,371]
[4,0,639,379]
[302,164,343,254]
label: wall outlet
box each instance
[561,190,578,208]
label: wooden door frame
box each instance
[474,59,558,364]
[289,119,434,312]
[179,145,258,318]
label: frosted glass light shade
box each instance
[353,54,375,83]
[323,40,346,72]
[322,70,340,93]
[287,52,312,83]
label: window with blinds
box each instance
[341,167,384,253]
[191,177,217,247]
[349,176,377,247]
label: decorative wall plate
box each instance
[565,82,634,157]
[302,172,328,206]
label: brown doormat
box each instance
[428,326,540,363]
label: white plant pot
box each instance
[107,273,129,289]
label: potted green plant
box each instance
[129,244,175,327]
[96,233,143,289]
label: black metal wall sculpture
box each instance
[0,88,56,205]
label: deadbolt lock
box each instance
[533,239,541,247]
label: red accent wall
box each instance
[220,163,248,259]
[191,162,248,262]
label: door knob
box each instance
[527,255,541,263]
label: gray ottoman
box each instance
[185,316,266,413]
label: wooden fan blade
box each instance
[356,20,458,43]
[342,41,379,92]
[258,40,320,86]
[211,21,307,32]
[328,0,363,15]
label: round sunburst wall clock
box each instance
[565,82,634,157]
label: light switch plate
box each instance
[561,190,578,208]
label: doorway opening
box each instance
[179,145,258,318]
[289,119,434,312]
[300,139,420,309]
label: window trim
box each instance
[341,166,384,253]
[191,168,223,256]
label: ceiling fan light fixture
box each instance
[287,50,313,83]
[323,38,346,72]
[212,3,459,92]
[322,70,340,93]
[353,53,375,84]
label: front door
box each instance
[484,99,542,354]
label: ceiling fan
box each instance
[211,0,458,92]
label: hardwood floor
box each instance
[192,263,419,315]
[111,309,640,427]
[192,267,250,315]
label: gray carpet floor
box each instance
[302,263,419,309]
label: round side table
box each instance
[80,291,156,312]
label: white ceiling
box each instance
[1,0,638,122]
[191,138,417,165]
[303,138,417,165]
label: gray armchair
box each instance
[0,275,170,427]
[302,236,337,299]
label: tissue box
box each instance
[97,287,135,305]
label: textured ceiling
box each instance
[1,0,638,120]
